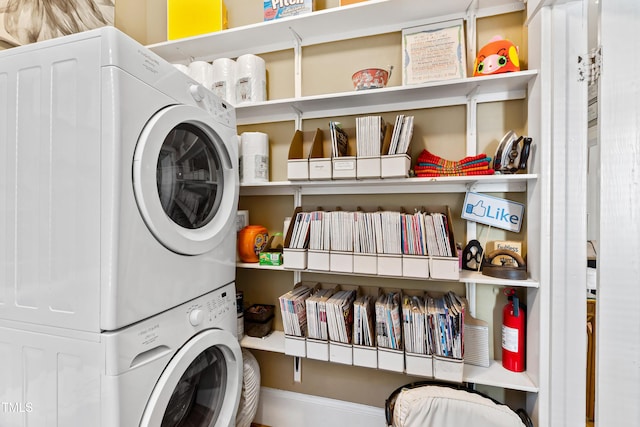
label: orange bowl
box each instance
[352,67,391,91]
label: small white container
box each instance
[429,256,460,280]
[332,157,357,179]
[381,154,411,178]
[377,254,402,276]
[283,248,307,270]
[353,253,377,275]
[353,345,378,368]
[309,158,332,180]
[330,251,353,273]
[377,347,405,372]
[288,159,309,181]
[356,156,381,179]
[306,338,330,361]
[329,341,353,365]
[433,356,464,382]
[308,249,330,271]
[405,352,434,377]
[402,255,430,279]
[284,335,306,357]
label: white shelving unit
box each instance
[148,0,525,63]
[237,262,540,288]
[150,0,546,422]
[241,331,538,392]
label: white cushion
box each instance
[392,386,525,427]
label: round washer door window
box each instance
[133,105,239,255]
[140,329,243,427]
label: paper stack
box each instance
[306,288,335,340]
[375,291,403,350]
[326,290,357,344]
[278,285,313,336]
[353,294,376,347]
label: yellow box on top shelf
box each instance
[167,0,228,40]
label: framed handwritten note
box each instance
[402,20,467,85]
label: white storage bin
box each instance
[308,249,330,271]
[353,253,377,275]
[353,345,378,369]
[356,156,381,179]
[283,248,307,270]
[332,157,356,179]
[288,159,309,180]
[429,256,460,280]
[381,154,411,178]
[309,158,332,180]
[377,254,402,276]
[284,335,306,357]
[330,251,353,273]
[405,352,434,377]
[306,338,329,361]
[433,356,464,382]
[377,347,405,372]
[329,342,353,365]
[402,255,430,279]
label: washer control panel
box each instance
[185,285,235,330]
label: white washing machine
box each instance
[0,282,242,427]
[0,27,239,331]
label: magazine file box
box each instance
[284,335,306,357]
[283,207,308,270]
[287,129,310,181]
[405,352,434,377]
[433,356,464,382]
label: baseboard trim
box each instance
[253,387,386,427]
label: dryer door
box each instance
[140,329,242,427]
[133,104,239,255]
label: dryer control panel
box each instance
[193,85,235,129]
[185,283,236,330]
[103,282,238,376]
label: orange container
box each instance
[238,225,269,263]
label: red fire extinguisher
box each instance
[502,288,525,372]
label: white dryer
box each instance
[0,27,239,331]
[0,282,242,427]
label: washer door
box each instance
[140,329,242,427]
[133,104,239,255]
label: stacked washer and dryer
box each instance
[0,27,243,426]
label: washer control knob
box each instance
[189,309,204,326]
[189,84,205,102]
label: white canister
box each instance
[212,58,237,104]
[235,54,266,104]
[188,61,214,90]
[240,132,269,184]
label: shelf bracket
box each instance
[289,27,303,99]
[291,105,303,130]
[466,0,479,79]
[293,356,302,382]
[466,86,479,157]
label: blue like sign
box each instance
[462,192,525,232]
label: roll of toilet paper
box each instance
[235,54,266,105]
[172,63,190,75]
[212,58,237,104]
[188,61,214,90]
[240,132,269,184]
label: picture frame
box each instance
[402,19,467,85]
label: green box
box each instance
[259,250,283,266]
